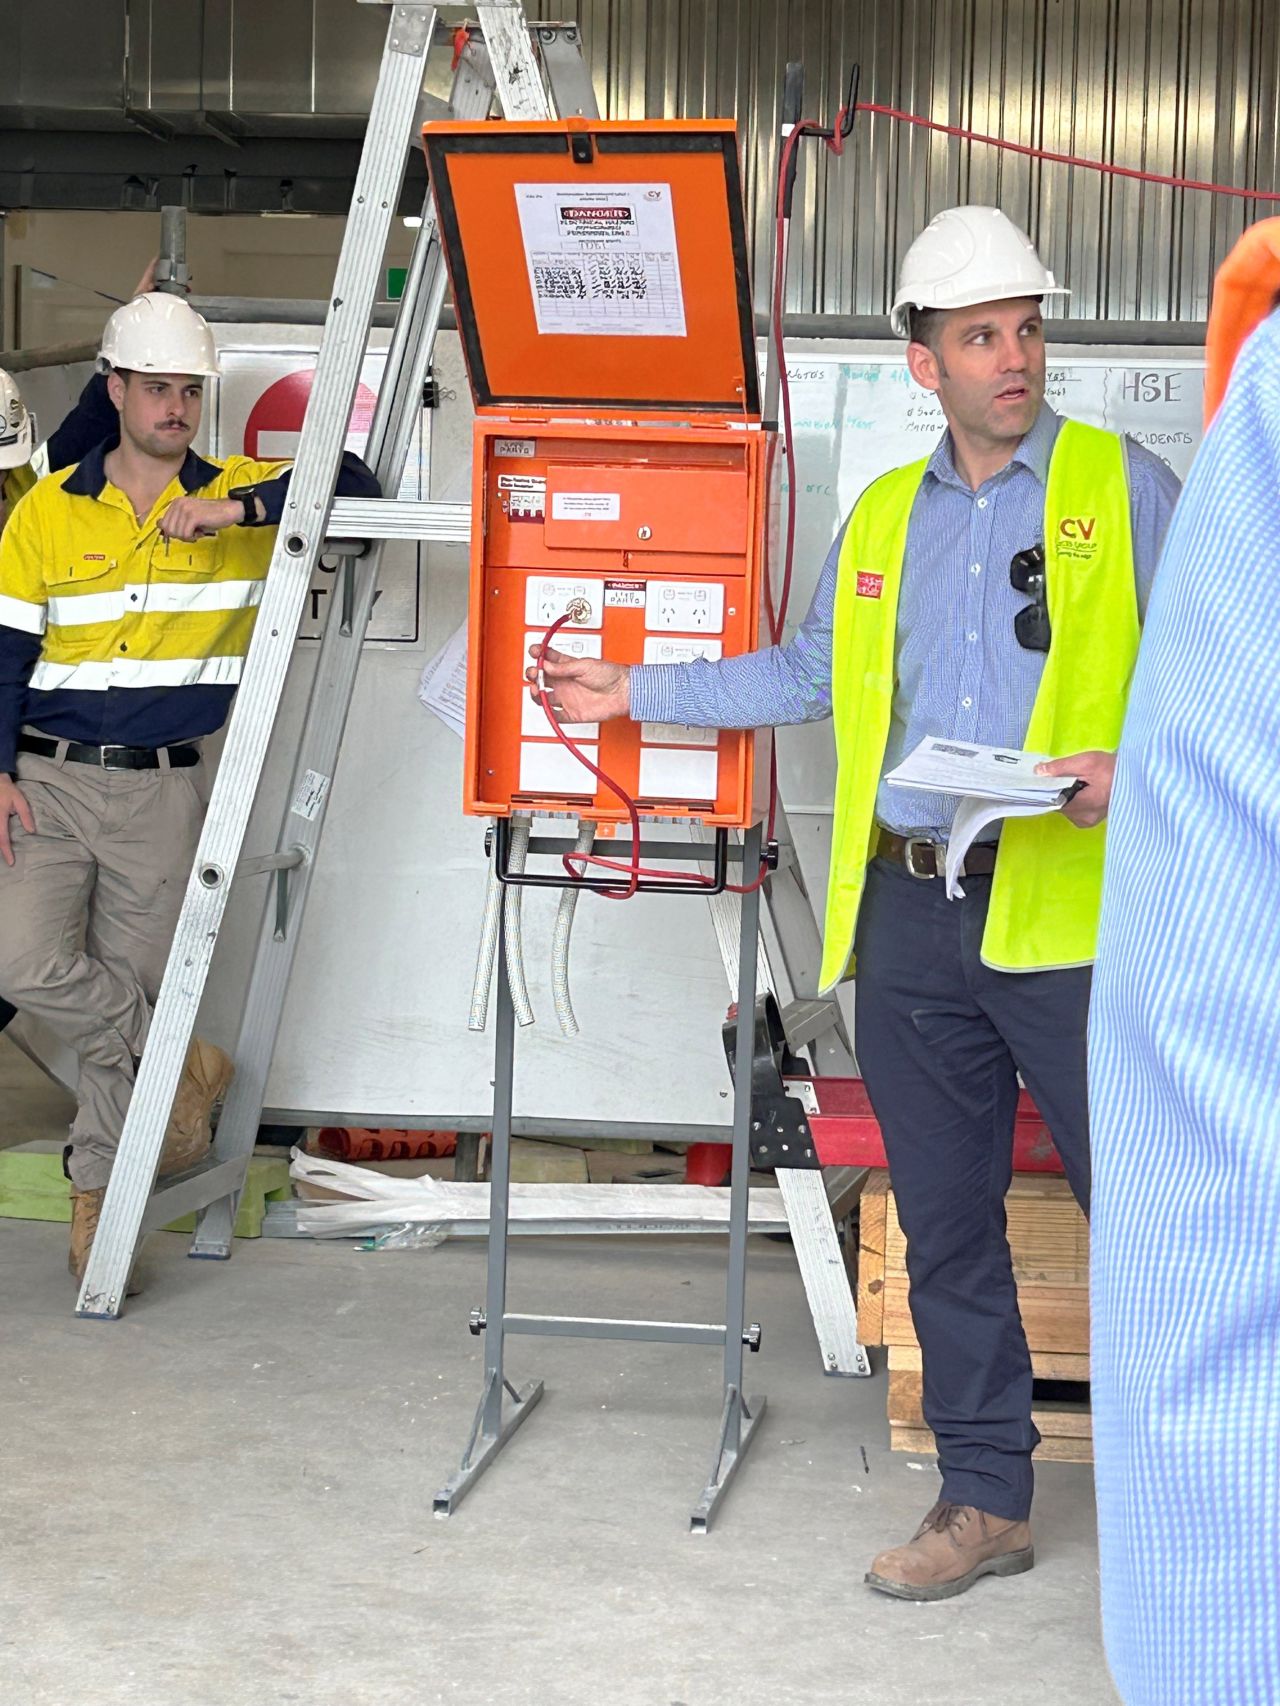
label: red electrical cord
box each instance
[853,100,1280,203]
[533,612,748,898]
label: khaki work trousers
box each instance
[0,746,206,1190]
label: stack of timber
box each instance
[856,1169,1093,1464]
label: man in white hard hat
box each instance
[0,292,378,1285]
[532,205,1183,1599]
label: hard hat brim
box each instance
[891,284,1071,339]
[0,420,35,469]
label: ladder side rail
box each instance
[474,2,551,119]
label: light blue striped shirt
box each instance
[630,404,1182,837]
[1088,311,1280,1706]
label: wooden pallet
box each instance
[886,1344,1093,1464]
[857,1169,1092,1462]
[857,1169,1090,1353]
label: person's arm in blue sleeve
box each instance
[38,372,119,475]
[1124,438,1183,619]
[627,523,844,730]
[247,452,382,524]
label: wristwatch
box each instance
[229,485,259,527]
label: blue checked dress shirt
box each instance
[1088,310,1280,1706]
[629,404,1182,839]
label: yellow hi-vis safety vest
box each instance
[819,418,1139,992]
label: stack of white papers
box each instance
[884,737,1080,899]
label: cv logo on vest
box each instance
[1056,515,1100,561]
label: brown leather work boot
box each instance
[68,1187,142,1297]
[158,1039,235,1176]
[865,1501,1034,1601]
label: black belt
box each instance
[17,734,201,771]
[877,827,998,880]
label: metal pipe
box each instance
[468,836,504,1034]
[191,295,444,330]
[550,821,594,1038]
[156,207,191,296]
[0,341,99,373]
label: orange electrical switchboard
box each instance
[422,118,771,830]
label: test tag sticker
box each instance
[290,769,331,822]
[856,572,884,600]
[551,491,621,522]
[604,579,646,608]
[494,438,536,459]
[498,473,546,521]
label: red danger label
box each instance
[604,579,645,608]
[561,206,632,222]
[856,572,884,599]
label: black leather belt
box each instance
[877,827,998,880]
[18,733,201,771]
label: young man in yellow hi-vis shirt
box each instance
[0,292,378,1282]
[0,265,159,1042]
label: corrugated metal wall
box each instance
[528,0,1280,322]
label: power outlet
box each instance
[523,577,605,630]
[644,581,725,634]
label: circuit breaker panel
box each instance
[423,117,770,830]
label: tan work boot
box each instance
[865,1501,1034,1601]
[158,1039,235,1176]
[68,1187,142,1297]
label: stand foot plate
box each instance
[433,1378,545,1517]
[690,1390,767,1534]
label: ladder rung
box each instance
[139,1158,249,1234]
[778,996,844,1050]
[327,497,472,544]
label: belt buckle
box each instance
[99,745,130,770]
[902,836,941,879]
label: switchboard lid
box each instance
[422,118,761,420]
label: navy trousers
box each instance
[853,855,1092,1521]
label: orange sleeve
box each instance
[1204,218,1280,427]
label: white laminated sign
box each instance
[514,182,687,338]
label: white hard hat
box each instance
[97,292,220,378]
[890,206,1069,338]
[0,369,35,470]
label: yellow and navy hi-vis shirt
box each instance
[0,438,378,772]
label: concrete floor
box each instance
[1,1039,1119,1706]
